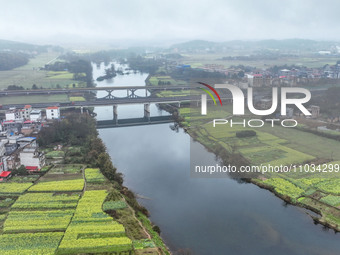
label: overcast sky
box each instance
[0,0,339,46]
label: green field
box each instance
[0,183,33,195]
[148,75,187,86]
[182,53,340,69]
[0,94,69,105]
[0,163,167,254]
[0,52,85,90]
[28,179,84,192]
[181,103,340,230]
[0,232,64,255]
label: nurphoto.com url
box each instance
[194,163,340,175]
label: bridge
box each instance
[96,115,173,129]
[0,85,193,99]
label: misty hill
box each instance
[0,39,63,71]
[0,39,51,53]
[170,39,338,52]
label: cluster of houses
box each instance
[195,63,340,88]
[0,105,61,179]
[1,105,60,135]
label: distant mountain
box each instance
[170,39,339,52]
[0,39,61,53]
[171,40,220,50]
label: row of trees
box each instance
[0,52,29,71]
[44,58,93,87]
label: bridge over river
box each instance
[0,85,233,128]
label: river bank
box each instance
[92,60,340,254]
[177,105,340,234]
[39,112,171,254]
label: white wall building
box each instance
[5,108,23,121]
[19,147,45,170]
[23,105,32,120]
[30,110,42,122]
[46,107,60,120]
[0,141,5,157]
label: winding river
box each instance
[93,62,340,255]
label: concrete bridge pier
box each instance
[113,105,118,124]
[81,107,84,114]
[144,103,150,122]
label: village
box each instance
[0,106,61,178]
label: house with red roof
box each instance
[19,146,45,170]
[46,106,60,120]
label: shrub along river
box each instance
[93,62,340,255]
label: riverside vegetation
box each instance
[0,113,169,255]
[176,104,340,232]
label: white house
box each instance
[19,147,45,170]
[30,110,42,122]
[46,107,60,120]
[5,108,23,121]
[0,141,5,157]
[23,105,32,120]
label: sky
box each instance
[0,0,339,46]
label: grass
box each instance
[137,212,170,255]
[28,179,84,192]
[0,52,87,90]
[0,161,167,254]
[183,101,340,230]
[115,208,148,240]
[4,210,74,233]
[47,71,74,80]
[11,193,80,210]
[182,53,340,69]
[0,52,71,90]
[45,151,65,159]
[103,200,127,211]
[69,96,86,101]
[0,183,33,195]
[148,75,187,86]
[263,178,304,200]
[320,195,340,207]
[57,190,133,254]
[84,168,106,184]
[8,175,40,183]
[0,232,64,255]
[0,94,69,105]
[48,164,83,174]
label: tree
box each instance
[7,85,24,90]
[32,84,38,89]
[12,165,28,176]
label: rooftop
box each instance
[0,171,11,178]
[30,109,41,114]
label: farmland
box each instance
[180,103,340,231]
[28,179,84,192]
[0,232,64,255]
[0,162,168,254]
[181,53,340,69]
[0,183,33,195]
[0,52,83,90]
[84,168,106,184]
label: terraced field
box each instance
[0,164,166,254]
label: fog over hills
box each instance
[1,0,340,46]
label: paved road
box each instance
[0,85,193,96]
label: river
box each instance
[93,62,340,255]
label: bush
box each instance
[236,130,256,138]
